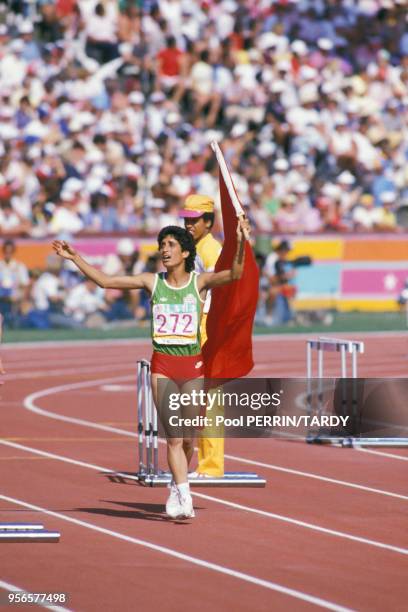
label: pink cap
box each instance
[179,209,203,218]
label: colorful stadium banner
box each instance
[292,236,408,311]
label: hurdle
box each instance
[306,337,408,447]
[306,336,364,446]
[134,359,266,487]
[0,523,60,543]
[136,359,159,480]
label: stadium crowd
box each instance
[1,0,408,328]
[0,0,407,238]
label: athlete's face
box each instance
[159,235,188,268]
[184,216,209,243]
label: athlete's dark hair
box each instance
[157,226,196,273]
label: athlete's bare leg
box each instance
[151,372,192,484]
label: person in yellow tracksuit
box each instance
[179,194,224,477]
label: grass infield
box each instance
[1,312,407,344]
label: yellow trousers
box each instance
[197,315,224,476]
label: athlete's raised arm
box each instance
[197,217,250,291]
[52,240,155,292]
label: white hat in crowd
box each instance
[117,238,135,256]
[380,191,397,204]
[337,171,355,185]
[274,158,289,171]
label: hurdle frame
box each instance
[307,336,364,446]
[134,359,266,487]
[306,336,408,448]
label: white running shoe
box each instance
[178,493,195,519]
[165,483,181,519]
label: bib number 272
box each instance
[156,312,193,334]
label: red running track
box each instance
[0,333,407,612]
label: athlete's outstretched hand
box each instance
[52,240,78,261]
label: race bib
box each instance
[152,303,198,345]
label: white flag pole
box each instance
[210,141,250,240]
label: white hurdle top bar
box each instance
[307,337,365,354]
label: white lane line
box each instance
[0,579,70,612]
[3,356,133,370]
[253,331,408,341]
[2,364,133,382]
[355,447,408,462]
[0,495,353,612]
[1,440,407,557]
[0,440,109,472]
[191,492,408,556]
[22,378,408,502]
[223,454,408,501]
[1,338,151,350]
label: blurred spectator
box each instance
[19,20,41,61]
[0,201,31,235]
[83,189,119,232]
[397,278,408,309]
[64,278,107,326]
[266,240,297,326]
[24,254,80,328]
[82,1,119,65]
[156,35,186,102]
[352,190,398,232]
[0,239,29,325]
[257,239,315,327]
[274,195,302,234]
[251,199,274,234]
[49,191,85,235]
[372,191,398,232]
[102,238,142,321]
[190,50,221,127]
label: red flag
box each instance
[202,168,259,379]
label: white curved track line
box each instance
[1,439,407,558]
[23,376,135,435]
[22,378,408,502]
[0,495,353,612]
[0,579,70,612]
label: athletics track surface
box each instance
[0,333,407,612]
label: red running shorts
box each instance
[151,352,204,382]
